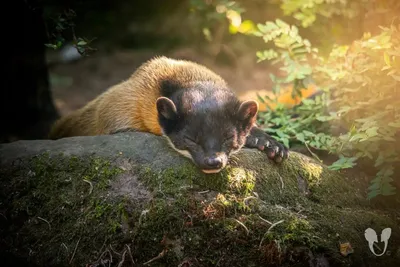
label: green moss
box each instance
[137,163,257,198]
[0,152,136,266]
[225,166,256,195]
[138,163,197,195]
[1,150,399,267]
[131,191,333,266]
[124,151,399,266]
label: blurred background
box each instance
[5,0,400,200]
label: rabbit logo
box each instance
[364,228,392,256]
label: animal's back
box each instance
[49,56,227,139]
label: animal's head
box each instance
[156,82,258,174]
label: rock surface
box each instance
[0,132,399,267]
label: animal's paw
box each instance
[245,129,289,163]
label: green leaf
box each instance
[389,74,400,81]
[382,136,396,142]
[328,156,358,171]
[303,130,314,137]
[276,19,289,29]
[367,189,379,200]
[368,182,380,191]
[381,184,396,196]
[256,93,266,103]
[365,127,379,137]
[282,138,290,148]
[374,153,385,167]
[383,51,391,66]
[45,44,58,50]
[388,122,400,128]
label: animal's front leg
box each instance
[245,126,289,163]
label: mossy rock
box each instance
[0,132,399,267]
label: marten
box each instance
[49,56,289,173]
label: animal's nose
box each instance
[204,156,223,169]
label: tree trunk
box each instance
[3,0,59,143]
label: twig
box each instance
[258,215,272,225]
[198,190,210,194]
[83,179,93,195]
[96,247,112,265]
[96,250,108,264]
[37,217,51,230]
[69,237,81,264]
[259,219,285,249]
[158,180,166,198]
[304,142,323,163]
[109,244,121,256]
[267,220,284,233]
[61,243,68,252]
[107,249,113,267]
[277,173,285,191]
[243,196,257,206]
[125,244,135,265]
[117,249,127,267]
[138,210,149,225]
[97,238,108,261]
[143,249,168,265]
[215,254,224,266]
[252,192,267,204]
[296,207,304,215]
[0,212,7,220]
[231,218,249,235]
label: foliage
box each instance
[44,8,96,55]
[314,25,400,199]
[280,0,368,28]
[189,1,400,199]
[278,0,400,55]
[255,19,400,199]
[189,0,255,43]
[254,19,318,96]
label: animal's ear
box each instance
[237,100,258,123]
[156,97,178,120]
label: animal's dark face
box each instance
[156,85,258,174]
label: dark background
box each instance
[3,0,394,143]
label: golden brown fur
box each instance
[49,56,228,139]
